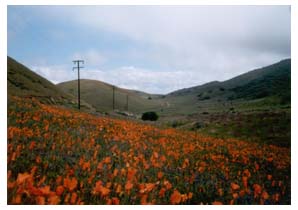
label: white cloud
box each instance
[32,64,214,94]
[39,6,290,69]
[32,65,77,84]
[22,6,291,93]
[72,49,107,67]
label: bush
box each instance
[141,111,159,121]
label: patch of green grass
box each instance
[197,111,290,147]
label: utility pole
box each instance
[112,86,115,111]
[73,60,84,110]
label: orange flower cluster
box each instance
[8,97,291,204]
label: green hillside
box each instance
[228,59,290,103]
[57,79,163,114]
[7,56,94,111]
[156,59,291,147]
[161,59,291,115]
[7,56,291,147]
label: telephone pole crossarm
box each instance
[73,60,84,110]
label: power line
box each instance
[73,60,84,110]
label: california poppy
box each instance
[170,190,181,204]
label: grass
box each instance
[57,79,163,114]
[7,56,95,112]
[162,109,291,148]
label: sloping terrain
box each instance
[163,59,290,115]
[7,57,291,204]
[7,56,94,111]
[157,59,291,147]
[7,56,291,147]
[57,79,163,114]
[8,96,290,204]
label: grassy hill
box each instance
[57,79,163,114]
[161,59,290,115]
[7,56,94,111]
[156,59,291,147]
[7,56,291,146]
[228,59,290,102]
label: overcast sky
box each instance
[8,5,291,94]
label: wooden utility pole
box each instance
[73,60,84,110]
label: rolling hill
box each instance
[7,56,291,146]
[7,56,94,111]
[162,59,291,115]
[158,59,291,147]
[57,79,163,114]
[8,56,290,116]
[56,59,290,117]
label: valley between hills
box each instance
[7,56,291,204]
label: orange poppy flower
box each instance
[63,177,78,192]
[29,141,36,150]
[106,198,112,205]
[40,185,51,196]
[262,191,269,200]
[170,189,182,204]
[159,188,166,198]
[103,156,111,164]
[13,194,22,204]
[35,196,45,205]
[157,171,163,179]
[16,172,31,185]
[47,195,60,205]
[56,176,62,185]
[125,181,134,191]
[242,176,248,188]
[99,186,110,197]
[70,192,77,204]
[140,194,148,205]
[212,201,223,205]
[231,182,240,191]
[115,184,122,194]
[113,168,119,177]
[145,183,155,192]
[82,161,90,171]
[164,180,172,190]
[112,197,120,205]
[253,184,262,196]
[127,167,137,181]
[56,186,64,196]
[243,169,251,178]
[92,180,103,194]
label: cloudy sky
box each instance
[8,5,290,94]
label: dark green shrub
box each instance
[141,111,159,121]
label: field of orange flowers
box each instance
[7,96,291,204]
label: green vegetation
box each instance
[141,111,159,121]
[8,56,291,148]
[230,61,290,102]
[194,111,290,148]
[57,79,163,114]
[7,56,291,205]
[7,56,94,112]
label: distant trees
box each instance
[141,111,159,121]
